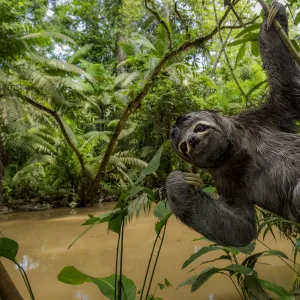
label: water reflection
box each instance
[74,290,89,300]
[16,255,40,271]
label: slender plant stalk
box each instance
[145,224,167,299]
[15,262,35,300]
[114,228,121,300]
[224,273,243,300]
[118,218,125,300]
[257,239,300,275]
[139,227,162,299]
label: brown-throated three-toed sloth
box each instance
[166,2,300,247]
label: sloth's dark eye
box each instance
[180,142,187,154]
[194,124,208,133]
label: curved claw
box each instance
[266,6,279,30]
[183,172,203,188]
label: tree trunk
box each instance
[0,261,23,300]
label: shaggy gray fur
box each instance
[166,2,300,247]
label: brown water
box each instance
[0,205,298,300]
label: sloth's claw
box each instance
[267,6,279,30]
[183,173,203,188]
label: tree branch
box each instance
[174,1,190,40]
[256,0,300,66]
[86,3,239,200]
[145,0,173,50]
[20,94,86,173]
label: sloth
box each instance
[166,2,300,247]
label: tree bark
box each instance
[0,261,23,300]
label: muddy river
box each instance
[0,204,298,300]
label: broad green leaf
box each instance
[136,142,166,183]
[258,279,289,296]
[58,268,136,300]
[224,264,255,276]
[191,267,220,292]
[235,43,246,68]
[0,238,19,260]
[228,33,258,47]
[251,41,259,57]
[188,255,232,273]
[154,201,172,234]
[235,241,256,255]
[133,36,156,51]
[235,23,261,39]
[58,266,91,285]
[154,201,171,220]
[108,213,123,234]
[155,213,172,235]
[92,274,136,300]
[295,12,300,25]
[243,275,270,300]
[182,245,223,269]
[202,186,216,196]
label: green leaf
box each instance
[23,32,76,45]
[0,238,19,260]
[235,43,246,68]
[164,278,172,287]
[291,39,300,52]
[58,268,136,300]
[295,12,300,25]
[133,35,156,51]
[243,275,270,300]
[154,201,172,234]
[58,266,91,285]
[136,142,166,183]
[177,276,197,289]
[182,245,223,269]
[202,186,216,196]
[158,283,165,290]
[228,33,258,47]
[108,213,123,234]
[224,264,255,276]
[92,274,136,300]
[294,238,300,264]
[251,41,259,57]
[242,249,288,269]
[258,279,289,296]
[246,79,268,98]
[235,241,256,255]
[235,23,261,39]
[191,267,220,292]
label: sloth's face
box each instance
[171,111,231,168]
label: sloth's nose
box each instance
[188,134,200,147]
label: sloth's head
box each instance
[171,111,233,168]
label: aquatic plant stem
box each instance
[118,217,125,300]
[145,224,167,299]
[139,225,164,300]
[114,228,121,300]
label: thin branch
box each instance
[220,15,260,29]
[145,0,173,50]
[19,94,86,173]
[213,1,249,106]
[174,1,190,40]
[87,1,240,200]
[256,0,300,66]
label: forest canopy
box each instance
[0,0,299,208]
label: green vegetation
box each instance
[1,0,300,299]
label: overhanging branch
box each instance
[20,94,86,173]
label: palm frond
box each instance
[22,32,76,45]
